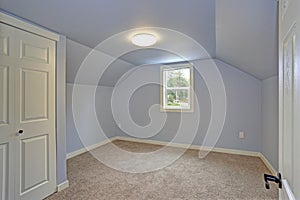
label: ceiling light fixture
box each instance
[131,33,157,47]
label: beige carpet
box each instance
[46,140,278,200]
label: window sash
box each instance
[165,86,189,90]
[161,64,193,111]
[164,88,191,109]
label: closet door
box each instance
[14,28,56,200]
[0,23,15,200]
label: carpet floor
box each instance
[46,140,278,200]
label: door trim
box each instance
[0,11,59,41]
[282,180,296,200]
[56,180,69,192]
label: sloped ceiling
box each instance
[216,0,278,79]
[0,0,278,80]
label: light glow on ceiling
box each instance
[131,33,157,47]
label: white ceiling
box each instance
[0,0,278,80]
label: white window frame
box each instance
[160,63,194,112]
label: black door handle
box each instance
[16,129,24,136]
[264,173,282,189]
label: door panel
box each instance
[0,23,15,64]
[282,24,295,187]
[0,36,9,57]
[0,143,8,200]
[21,69,48,122]
[0,66,9,126]
[0,25,11,57]
[20,41,50,64]
[21,135,49,193]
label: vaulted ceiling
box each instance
[216,0,278,79]
[0,0,278,80]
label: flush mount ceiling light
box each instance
[131,33,157,47]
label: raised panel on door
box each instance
[14,27,56,200]
[20,135,49,194]
[0,66,9,127]
[0,35,9,57]
[0,143,8,200]
[21,69,49,122]
[0,141,13,200]
[19,40,50,64]
[18,29,52,66]
[0,23,13,57]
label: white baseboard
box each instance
[66,136,276,174]
[258,153,277,175]
[57,180,69,192]
[114,137,277,172]
[66,138,116,159]
[114,136,260,157]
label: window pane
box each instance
[166,68,190,87]
[166,89,189,108]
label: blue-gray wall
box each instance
[262,76,278,170]
[215,60,262,151]
[66,84,117,153]
[113,59,262,152]
[65,39,120,154]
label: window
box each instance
[161,63,193,112]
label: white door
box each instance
[278,0,300,199]
[14,25,57,200]
[0,22,56,200]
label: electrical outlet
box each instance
[239,131,245,139]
